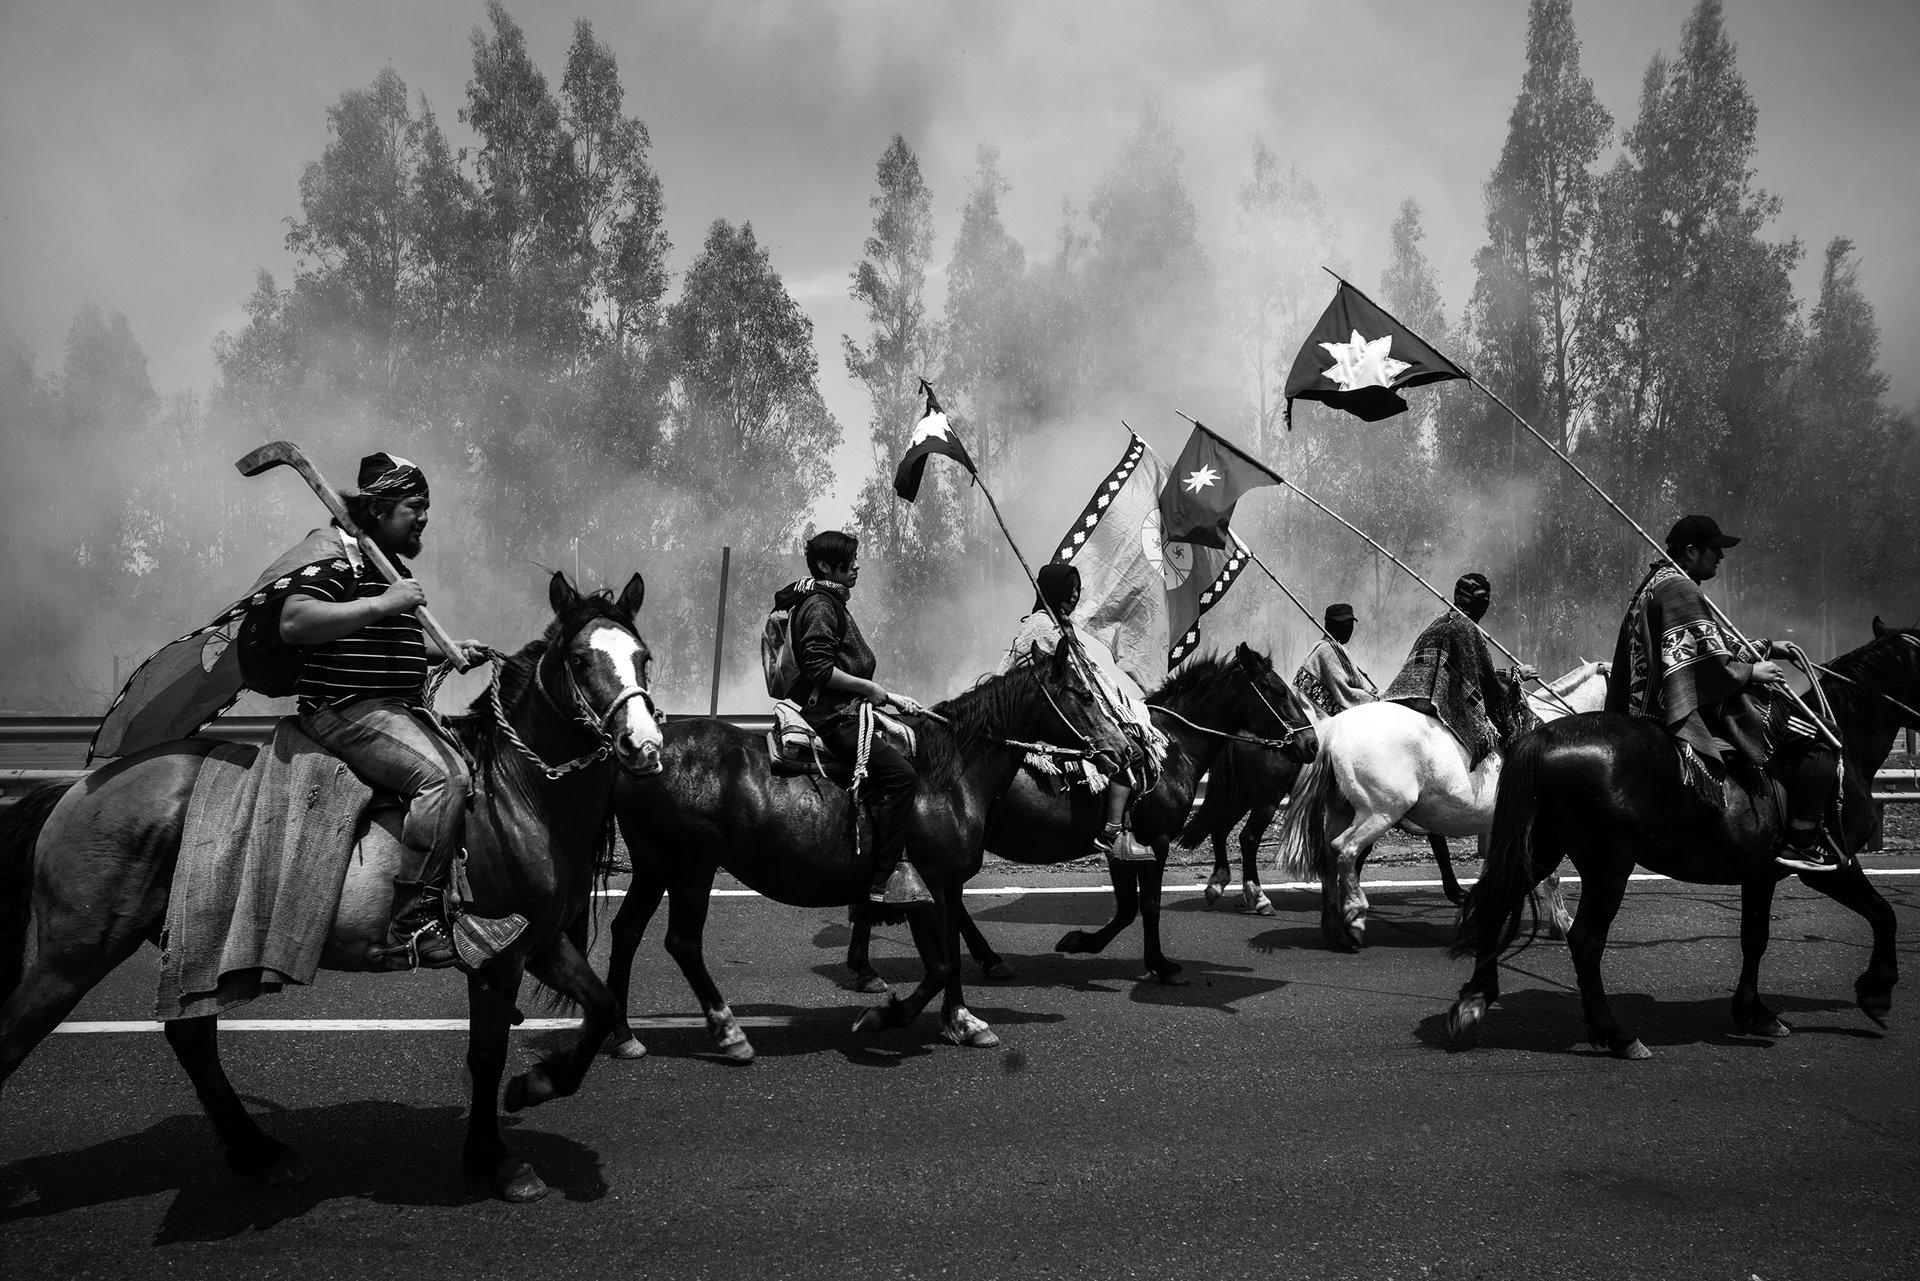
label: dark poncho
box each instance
[1383,609,1536,768]
[1603,563,1780,767]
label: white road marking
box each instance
[594,867,1920,898]
[54,1015,797,1035]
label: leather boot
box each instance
[369,879,460,970]
[868,858,933,905]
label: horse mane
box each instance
[1145,651,1236,708]
[917,660,1062,789]
[1820,628,1920,743]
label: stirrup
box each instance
[369,920,458,971]
[870,862,933,906]
[1105,830,1156,864]
[451,911,529,969]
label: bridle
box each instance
[1149,666,1312,753]
[1811,631,1920,731]
[477,626,663,781]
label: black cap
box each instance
[1325,602,1355,624]
[1666,514,1739,549]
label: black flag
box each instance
[1283,280,1468,427]
[893,380,977,502]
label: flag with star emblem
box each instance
[1283,280,1468,427]
[1052,431,1253,680]
[1157,423,1282,551]
[893,379,977,502]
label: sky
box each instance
[3,0,1917,514]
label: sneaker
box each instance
[1091,822,1123,856]
[1775,847,1842,874]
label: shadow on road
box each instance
[0,1097,608,1243]
[1411,986,1884,1057]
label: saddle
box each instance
[765,699,920,782]
[767,700,852,777]
[159,718,377,1020]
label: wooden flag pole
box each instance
[1232,533,1381,696]
[1312,268,1839,748]
[1174,411,1575,716]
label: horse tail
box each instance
[1450,732,1545,963]
[1179,749,1239,849]
[1273,752,1334,879]
[0,784,72,1001]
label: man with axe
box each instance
[263,450,523,969]
[92,445,523,970]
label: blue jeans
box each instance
[299,697,470,884]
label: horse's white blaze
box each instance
[588,627,663,750]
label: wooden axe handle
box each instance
[234,441,471,671]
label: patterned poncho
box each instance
[1383,609,1536,768]
[1294,638,1376,718]
[1603,562,1781,766]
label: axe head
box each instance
[235,440,307,476]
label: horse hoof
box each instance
[608,1036,648,1060]
[1245,894,1276,917]
[1054,930,1092,954]
[850,968,891,995]
[1203,880,1226,907]
[1614,1038,1653,1061]
[942,1009,1000,1048]
[1856,982,1893,1028]
[980,960,1016,981]
[503,1069,556,1113]
[716,1035,756,1064]
[493,1160,549,1204]
[1144,968,1190,987]
[1447,996,1486,1041]
[852,1003,891,1035]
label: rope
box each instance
[1809,659,1920,728]
[1150,704,1296,753]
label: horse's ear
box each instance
[1236,641,1269,672]
[616,572,646,622]
[1873,615,1889,638]
[549,570,581,615]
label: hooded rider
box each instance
[774,529,931,905]
[1604,515,1843,873]
[1382,573,1540,768]
[278,452,525,969]
[1002,562,1166,857]
[1294,602,1378,718]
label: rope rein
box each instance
[448,641,660,782]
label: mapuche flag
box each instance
[1054,431,1251,681]
[1158,422,1283,551]
[1283,280,1468,427]
[893,380,976,502]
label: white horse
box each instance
[1273,660,1610,950]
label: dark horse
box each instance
[599,640,1132,1061]
[0,573,662,1201]
[1449,619,1919,1059]
[844,644,1319,991]
[1178,712,1313,918]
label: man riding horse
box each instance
[776,529,931,906]
[1294,601,1377,718]
[270,452,525,969]
[1603,515,1842,873]
[1381,572,1539,768]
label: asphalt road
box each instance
[4,860,1918,1281]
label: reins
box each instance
[451,636,661,782]
[1810,634,1920,729]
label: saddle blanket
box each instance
[156,719,371,1021]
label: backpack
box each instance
[237,596,307,696]
[762,603,801,701]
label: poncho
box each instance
[1294,638,1376,718]
[1383,609,1535,768]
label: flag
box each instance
[893,380,976,502]
[1167,536,1251,669]
[1283,279,1469,427]
[1158,422,1282,551]
[1053,431,1248,681]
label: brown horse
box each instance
[0,572,661,1202]
[599,641,1133,1061]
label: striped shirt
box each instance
[290,555,429,711]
